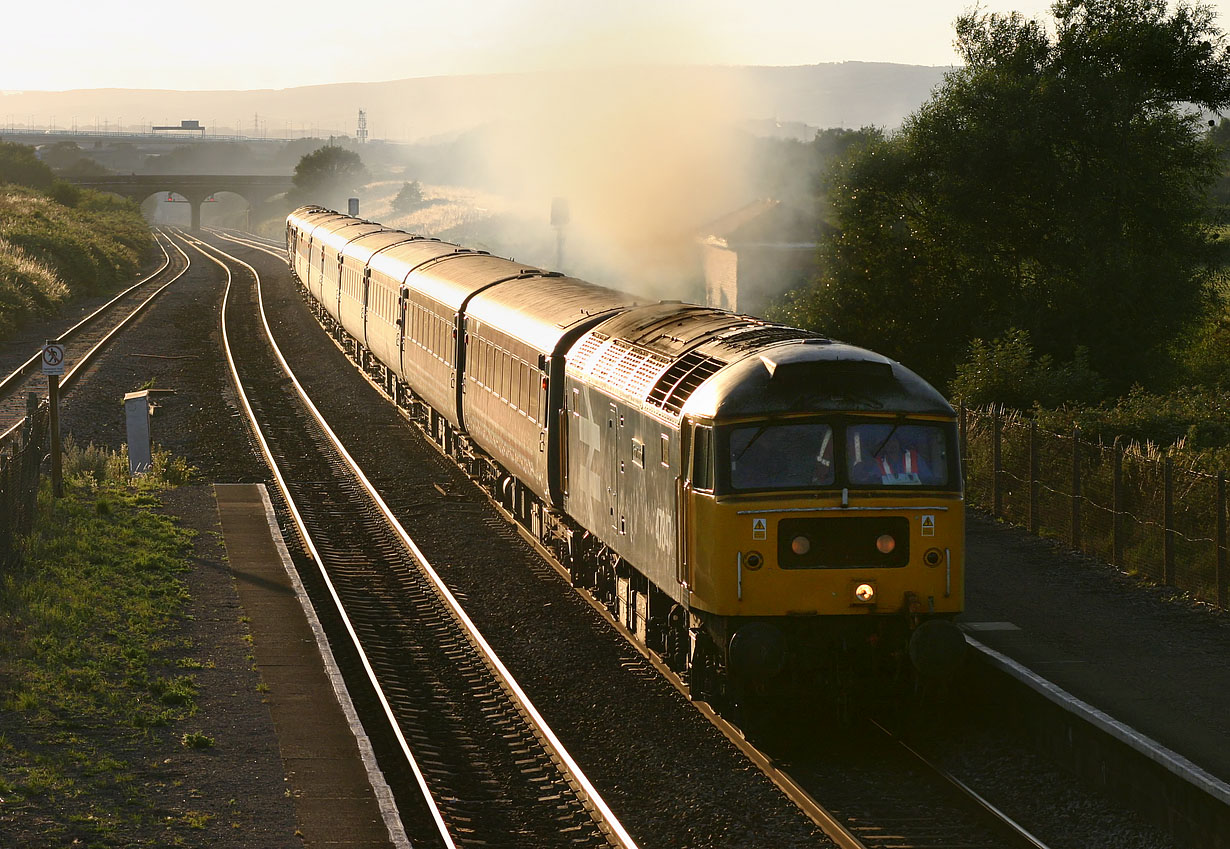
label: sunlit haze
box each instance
[1,0,1182,92]
[8,0,1228,297]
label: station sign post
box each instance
[42,340,65,498]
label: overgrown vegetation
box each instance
[774,0,1230,470]
[0,440,203,846]
[0,141,155,339]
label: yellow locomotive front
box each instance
[678,342,966,702]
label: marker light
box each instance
[855,583,876,603]
[791,535,811,556]
[875,534,896,554]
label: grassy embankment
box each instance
[0,184,154,339]
[0,443,224,846]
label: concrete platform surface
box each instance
[213,483,404,849]
[961,512,1230,793]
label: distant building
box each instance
[698,199,826,318]
[152,120,205,134]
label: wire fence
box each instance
[0,395,49,570]
[961,405,1229,609]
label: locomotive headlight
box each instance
[791,535,811,556]
[854,583,876,603]
[875,534,896,554]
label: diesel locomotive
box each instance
[285,206,967,711]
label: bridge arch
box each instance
[65,174,293,231]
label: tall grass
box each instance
[0,442,202,846]
[0,185,154,339]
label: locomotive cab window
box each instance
[728,422,835,491]
[846,422,950,487]
[691,425,714,492]
[713,418,956,494]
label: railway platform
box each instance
[212,483,401,849]
[960,511,1230,791]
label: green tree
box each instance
[776,0,1230,392]
[391,180,424,214]
[0,141,55,190]
[288,145,369,209]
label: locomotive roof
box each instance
[686,340,954,419]
[466,275,644,354]
[568,303,952,421]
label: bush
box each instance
[951,329,1109,409]
[0,141,54,191]
[1034,386,1230,466]
[0,185,154,337]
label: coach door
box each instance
[605,402,619,532]
[396,289,408,387]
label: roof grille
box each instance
[718,326,822,351]
[570,332,608,370]
[590,339,671,397]
[647,351,725,415]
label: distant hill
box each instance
[1,62,952,141]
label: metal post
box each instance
[1163,457,1174,587]
[1112,448,1124,568]
[958,404,968,486]
[1071,425,1081,550]
[1217,473,1226,609]
[1028,421,1039,534]
[48,373,62,499]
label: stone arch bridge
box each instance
[65,174,294,230]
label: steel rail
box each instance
[0,231,173,397]
[867,718,1053,849]
[181,232,447,848]
[215,224,868,849]
[0,232,191,444]
[190,231,639,849]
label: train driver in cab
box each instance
[849,425,947,486]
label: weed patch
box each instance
[0,444,210,846]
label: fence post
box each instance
[1217,472,1227,609]
[21,394,40,537]
[1029,421,1039,534]
[1112,447,1123,568]
[959,403,968,487]
[1163,457,1174,587]
[1071,425,1082,550]
[992,406,1002,518]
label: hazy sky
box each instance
[12,0,1220,92]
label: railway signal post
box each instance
[42,340,65,498]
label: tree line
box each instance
[768,0,1230,464]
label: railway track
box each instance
[0,231,190,441]
[182,230,637,849]
[208,228,1062,849]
